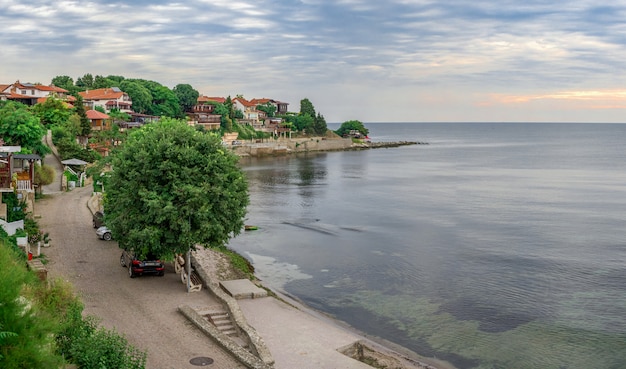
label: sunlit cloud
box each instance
[486,90,626,110]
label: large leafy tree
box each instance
[126,79,182,118]
[335,120,369,137]
[32,96,72,126]
[173,84,199,113]
[105,118,249,258]
[120,80,152,114]
[0,101,49,155]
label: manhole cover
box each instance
[189,357,214,366]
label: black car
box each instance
[93,211,105,228]
[119,249,165,278]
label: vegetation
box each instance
[334,120,369,137]
[0,101,50,156]
[32,95,72,126]
[173,84,199,113]
[0,230,146,368]
[256,101,276,117]
[105,118,249,259]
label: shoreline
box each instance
[191,245,456,369]
[230,136,426,157]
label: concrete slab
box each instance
[220,279,268,299]
[237,296,373,369]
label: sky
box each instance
[2,0,626,123]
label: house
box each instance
[0,142,39,220]
[187,96,223,130]
[249,98,289,115]
[0,81,69,106]
[233,97,262,127]
[78,87,133,113]
[86,109,111,131]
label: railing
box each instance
[17,180,31,190]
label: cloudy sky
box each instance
[2,0,626,123]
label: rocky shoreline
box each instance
[231,136,428,157]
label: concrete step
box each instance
[213,321,232,328]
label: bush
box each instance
[0,243,147,369]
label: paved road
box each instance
[36,186,245,369]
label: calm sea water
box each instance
[229,123,626,369]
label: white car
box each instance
[96,226,112,241]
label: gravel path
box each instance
[35,186,245,369]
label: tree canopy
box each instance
[256,102,276,118]
[104,118,249,258]
[299,98,316,117]
[334,120,369,137]
[32,96,72,126]
[173,84,199,113]
[0,101,50,155]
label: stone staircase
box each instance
[196,306,248,348]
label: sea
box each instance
[228,123,626,369]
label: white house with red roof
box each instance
[78,87,133,113]
[249,98,289,115]
[233,97,262,126]
[0,81,69,105]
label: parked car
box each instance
[93,211,105,228]
[96,226,112,241]
[119,249,165,278]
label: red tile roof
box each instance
[234,97,256,107]
[86,110,110,119]
[79,88,125,100]
[198,95,226,104]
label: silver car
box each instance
[96,226,112,241]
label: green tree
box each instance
[0,101,50,155]
[33,163,56,195]
[293,114,314,132]
[312,113,328,135]
[213,103,233,131]
[335,120,369,137]
[256,102,276,118]
[93,75,115,89]
[299,98,316,117]
[126,79,182,118]
[224,96,235,121]
[50,75,77,94]
[75,73,94,90]
[120,80,152,114]
[32,96,72,126]
[73,96,91,136]
[105,118,249,259]
[173,84,199,113]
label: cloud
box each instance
[2,0,626,122]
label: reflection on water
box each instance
[231,124,626,369]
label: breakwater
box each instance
[231,137,426,157]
